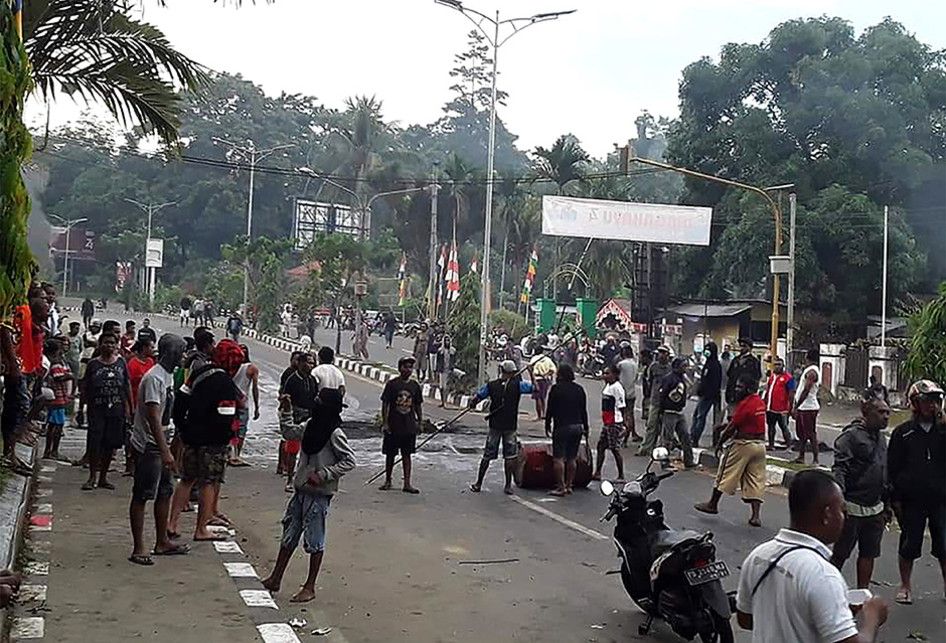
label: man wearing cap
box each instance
[637,345,672,457]
[887,379,946,604]
[659,356,696,469]
[725,338,761,413]
[379,356,423,493]
[469,360,534,495]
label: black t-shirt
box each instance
[83,358,130,417]
[137,326,157,344]
[284,370,318,412]
[381,377,422,435]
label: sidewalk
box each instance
[3,427,313,642]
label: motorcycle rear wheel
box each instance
[698,611,734,643]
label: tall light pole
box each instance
[48,213,87,297]
[125,198,175,308]
[763,184,795,366]
[436,0,575,383]
[215,138,294,315]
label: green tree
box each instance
[667,17,942,319]
[533,134,588,195]
[904,282,946,384]
[221,236,292,332]
[447,272,481,389]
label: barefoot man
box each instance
[262,389,355,602]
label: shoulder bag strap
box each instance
[750,545,824,597]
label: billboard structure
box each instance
[48,227,96,260]
[293,199,363,250]
[542,195,712,246]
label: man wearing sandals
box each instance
[887,379,946,605]
[128,333,189,565]
[379,356,423,494]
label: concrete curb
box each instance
[1,442,36,569]
[240,328,488,412]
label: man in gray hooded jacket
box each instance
[261,389,356,603]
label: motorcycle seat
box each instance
[651,529,703,557]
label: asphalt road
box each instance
[44,304,944,642]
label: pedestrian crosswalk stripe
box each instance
[257,623,301,643]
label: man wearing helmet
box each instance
[887,379,946,605]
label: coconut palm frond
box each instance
[25,0,209,143]
[532,134,590,193]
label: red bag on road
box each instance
[515,440,593,489]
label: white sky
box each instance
[28,0,946,157]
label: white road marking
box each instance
[224,562,258,578]
[33,503,53,514]
[38,476,53,483]
[35,488,52,498]
[257,623,301,643]
[10,617,44,639]
[213,541,244,554]
[239,589,278,609]
[40,464,56,473]
[19,585,48,602]
[509,494,608,541]
[25,562,49,576]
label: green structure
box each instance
[576,297,598,340]
[535,298,557,333]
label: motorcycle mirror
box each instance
[599,480,615,496]
[651,447,669,461]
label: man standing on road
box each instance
[382,310,397,349]
[228,344,260,467]
[735,469,888,642]
[313,347,346,398]
[763,357,795,451]
[225,313,243,342]
[599,334,621,368]
[545,364,588,496]
[528,347,557,422]
[695,374,767,526]
[469,360,534,495]
[691,341,722,448]
[121,320,137,357]
[792,349,821,465]
[725,338,761,413]
[379,356,423,494]
[128,333,189,565]
[179,295,192,327]
[617,345,641,446]
[81,297,95,328]
[830,390,891,589]
[413,323,429,380]
[593,364,627,482]
[282,351,318,491]
[887,379,946,605]
[137,318,157,345]
[659,356,695,469]
[436,334,456,408]
[637,345,671,457]
[261,388,355,603]
[638,348,654,425]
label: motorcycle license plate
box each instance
[684,561,730,586]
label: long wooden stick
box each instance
[362,326,587,486]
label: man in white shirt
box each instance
[736,469,888,643]
[313,346,346,398]
[616,344,641,445]
[793,348,821,465]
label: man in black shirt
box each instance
[660,357,695,468]
[469,360,534,495]
[137,318,157,345]
[545,364,588,496]
[726,338,761,410]
[379,357,423,494]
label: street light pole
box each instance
[48,214,88,297]
[214,138,294,316]
[125,198,175,309]
[436,0,576,384]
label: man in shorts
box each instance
[695,374,768,526]
[469,360,534,494]
[128,333,189,565]
[830,390,891,589]
[593,365,626,482]
[528,347,557,421]
[168,340,244,541]
[379,357,423,493]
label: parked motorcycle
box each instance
[599,448,734,642]
[579,351,606,379]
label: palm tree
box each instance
[442,153,474,231]
[532,134,589,195]
[24,1,208,144]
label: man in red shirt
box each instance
[695,374,768,527]
[762,357,795,451]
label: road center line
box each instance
[508,494,608,541]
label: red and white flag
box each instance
[445,241,460,301]
[437,243,447,306]
[470,252,478,275]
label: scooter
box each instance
[579,352,606,379]
[599,447,734,642]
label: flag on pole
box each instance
[520,246,538,304]
[436,243,447,307]
[397,253,408,306]
[445,241,461,302]
[12,0,23,40]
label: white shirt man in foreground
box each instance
[736,468,888,642]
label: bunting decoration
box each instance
[397,253,408,306]
[520,246,538,304]
[445,240,460,302]
[436,243,447,307]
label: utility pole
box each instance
[881,205,889,347]
[48,214,88,298]
[213,138,294,315]
[427,178,440,320]
[124,199,174,309]
[786,192,797,367]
